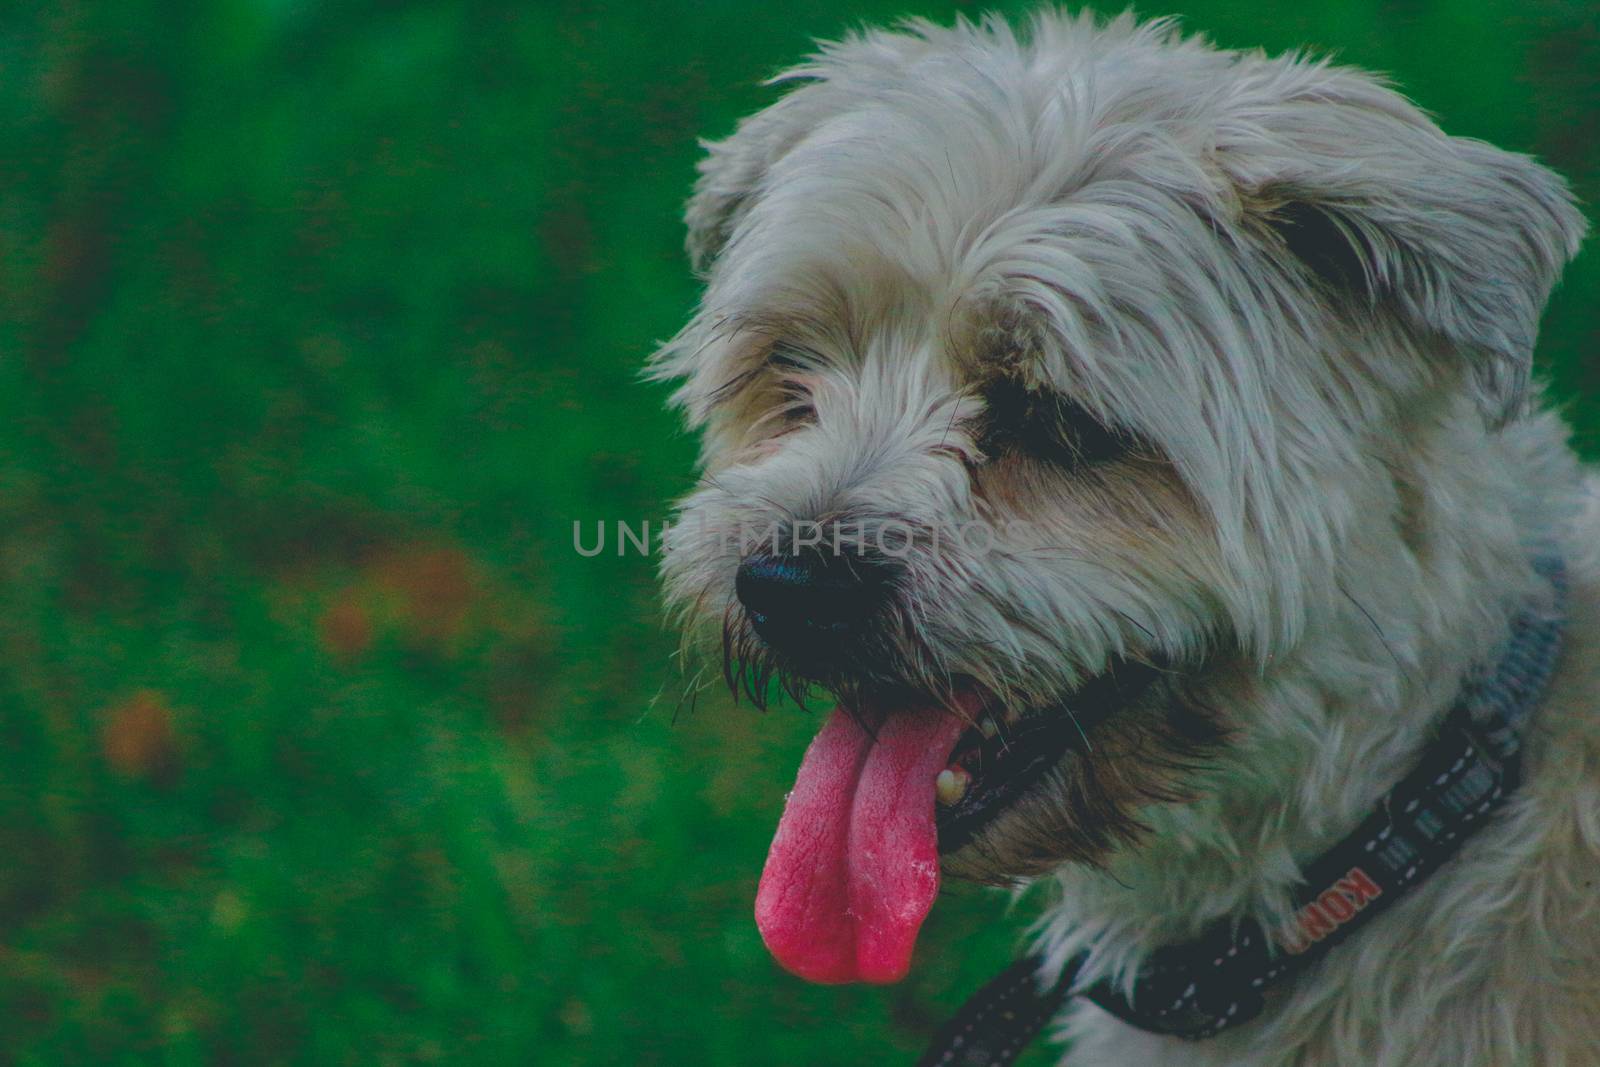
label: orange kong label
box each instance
[1277,867,1384,955]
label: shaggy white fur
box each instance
[655,10,1596,1065]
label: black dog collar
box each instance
[919,556,1568,1067]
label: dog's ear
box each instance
[1223,66,1587,424]
[685,28,946,275]
[685,100,813,276]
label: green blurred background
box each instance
[0,1,1593,1063]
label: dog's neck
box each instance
[1034,395,1584,989]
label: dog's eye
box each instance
[767,343,817,426]
[775,389,814,426]
[978,378,1131,467]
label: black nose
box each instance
[735,551,895,653]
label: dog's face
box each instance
[653,14,1582,984]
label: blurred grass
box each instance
[0,1,1593,1064]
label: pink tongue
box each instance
[755,704,968,984]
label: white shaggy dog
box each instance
[653,11,1598,1066]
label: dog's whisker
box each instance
[1063,707,1094,753]
[1340,583,1410,679]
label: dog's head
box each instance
[651,13,1584,984]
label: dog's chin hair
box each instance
[943,678,1230,885]
[714,602,949,716]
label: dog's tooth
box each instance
[979,717,999,739]
[935,766,971,806]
